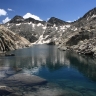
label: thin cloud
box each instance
[0,9,7,16]
[78,16,80,19]
[7,8,13,11]
[23,13,42,21]
[47,18,50,21]
[2,17,11,23]
[67,21,72,22]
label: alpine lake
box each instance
[0,44,96,96]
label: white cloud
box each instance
[0,9,7,16]
[7,8,13,11]
[2,17,11,23]
[67,21,72,22]
[78,16,80,19]
[23,13,42,21]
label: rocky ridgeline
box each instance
[4,15,46,43]
[56,7,96,57]
[0,25,30,53]
[4,16,70,44]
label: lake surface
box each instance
[0,45,96,96]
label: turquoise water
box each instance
[0,45,96,96]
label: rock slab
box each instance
[5,73,47,86]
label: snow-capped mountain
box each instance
[4,16,71,44]
[3,7,96,56]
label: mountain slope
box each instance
[48,17,69,26]
[0,25,30,53]
[4,16,46,43]
[57,7,96,56]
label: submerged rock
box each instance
[9,93,22,96]
[0,86,13,95]
[5,73,47,86]
[5,53,15,56]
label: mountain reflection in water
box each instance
[0,45,96,96]
[0,45,96,81]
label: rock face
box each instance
[56,7,96,57]
[0,25,30,53]
[9,15,24,23]
[4,16,46,43]
[48,17,69,26]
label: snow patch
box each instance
[55,27,58,30]
[43,26,47,30]
[60,26,66,30]
[35,35,44,44]
[60,25,70,30]
[43,39,51,44]
[7,23,10,26]
[37,23,42,27]
[65,25,70,28]
[16,23,21,26]
[32,23,35,28]
[74,28,77,31]
[53,24,56,27]
[91,14,96,18]
[87,17,89,20]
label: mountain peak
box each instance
[9,15,24,23]
[48,17,69,26]
[83,7,96,19]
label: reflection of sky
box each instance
[0,45,70,76]
[29,45,70,67]
[0,45,96,84]
[0,45,96,96]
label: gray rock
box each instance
[56,7,96,57]
[5,73,47,86]
[0,25,30,53]
[60,46,67,51]
[0,86,13,95]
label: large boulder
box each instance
[4,73,47,86]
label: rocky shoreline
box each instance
[56,8,96,57]
[0,73,47,96]
[56,27,96,57]
[57,42,96,58]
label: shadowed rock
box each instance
[0,86,13,95]
[0,25,30,53]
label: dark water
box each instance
[0,45,96,96]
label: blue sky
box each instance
[0,0,96,23]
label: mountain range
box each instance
[2,7,96,56]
